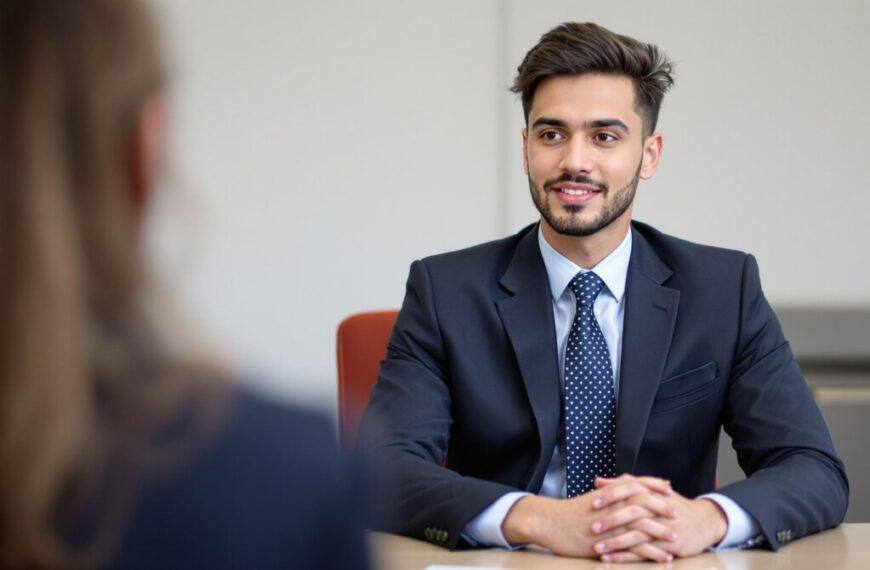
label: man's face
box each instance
[523,74,661,238]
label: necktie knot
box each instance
[569,271,605,307]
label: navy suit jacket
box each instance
[104,391,370,570]
[360,221,848,551]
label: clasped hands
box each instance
[501,474,728,563]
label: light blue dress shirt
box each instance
[463,226,760,550]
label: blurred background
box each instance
[145,0,869,518]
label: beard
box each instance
[529,162,641,237]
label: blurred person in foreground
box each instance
[0,1,369,568]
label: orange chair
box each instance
[336,310,399,448]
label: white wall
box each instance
[146,0,870,411]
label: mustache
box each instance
[543,173,608,193]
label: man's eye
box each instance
[541,131,564,141]
[595,132,617,143]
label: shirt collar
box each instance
[537,224,632,303]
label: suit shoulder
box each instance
[633,220,751,271]
[417,224,535,277]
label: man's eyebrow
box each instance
[586,118,630,134]
[530,116,568,130]
[530,116,631,134]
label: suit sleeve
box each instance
[716,254,849,550]
[357,260,518,550]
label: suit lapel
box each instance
[616,226,680,473]
[495,226,561,491]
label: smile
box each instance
[558,188,598,196]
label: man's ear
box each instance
[639,132,663,180]
[522,127,529,175]
[128,94,167,222]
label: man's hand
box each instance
[501,475,678,561]
[592,477,728,563]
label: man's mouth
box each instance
[556,186,599,196]
[547,181,605,205]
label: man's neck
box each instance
[540,218,631,269]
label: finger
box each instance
[593,529,652,554]
[594,473,633,487]
[592,481,657,509]
[630,517,679,542]
[592,504,656,535]
[600,543,674,564]
[626,491,679,519]
[594,496,677,532]
[638,539,681,557]
[628,542,675,563]
[596,475,672,495]
[601,543,675,564]
[600,550,646,563]
[632,476,674,495]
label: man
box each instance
[359,22,848,563]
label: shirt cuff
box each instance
[699,492,762,550]
[461,492,532,548]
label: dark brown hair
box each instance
[511,22,675,135]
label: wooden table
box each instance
[371,524,870,569]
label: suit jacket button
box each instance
[424,528,433,541]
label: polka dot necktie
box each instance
[565,271,616,498]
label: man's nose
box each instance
[558,138,594,174]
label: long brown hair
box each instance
[0,1,222,566]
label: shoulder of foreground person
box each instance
[109,387,370,570]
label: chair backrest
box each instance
[336,310,399,448]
